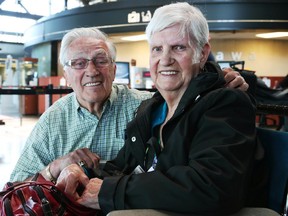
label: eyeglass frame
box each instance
[65,57,114,70]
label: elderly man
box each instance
[10,27,248,183]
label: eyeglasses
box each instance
[65,57,113,70]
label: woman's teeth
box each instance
[160,71,177,75]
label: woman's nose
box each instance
[159,50,175,65]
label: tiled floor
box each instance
[0,114,38,189]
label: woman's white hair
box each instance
[59,27,116,66]
[145,2,209,62]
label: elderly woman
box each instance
[56,2,258,215]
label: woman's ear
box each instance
[113,63,116,76]
[200,43,211,68]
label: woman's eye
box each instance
[152,47,162,52]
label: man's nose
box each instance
[85,60,99,76]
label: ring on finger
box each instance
[78,160,86,167]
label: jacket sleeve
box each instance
[99,89,257,216]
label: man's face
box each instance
[64,37,116,109]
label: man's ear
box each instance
[63,71,71,87]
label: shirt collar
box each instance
[72,92,81,111]
[108,84,118,106]
[72,87,118,115]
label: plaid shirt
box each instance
[10,84,152,181]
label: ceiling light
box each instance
[256,32,288,39]
[121,34,147,41]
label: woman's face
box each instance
[149,24,209,96]
[64,37,116,108]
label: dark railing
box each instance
[256,103,288,116]
[0,85,73,106]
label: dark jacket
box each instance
[99,62,257,216]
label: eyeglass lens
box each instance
[70,57,110,69]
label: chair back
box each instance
[257,127,288,214]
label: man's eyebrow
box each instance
[94,49,109,57]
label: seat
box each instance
[257,127,288,215]
[107,208,279,216]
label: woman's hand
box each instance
[77,178,103,209]
[223,67,249,91]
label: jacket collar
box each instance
[177,61,225,112]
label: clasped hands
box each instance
[45,148,102,209]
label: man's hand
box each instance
[56,164,102,209]
[223,67,249,91]
[41,148,100,182]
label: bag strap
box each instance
[33,185,53,216]
[3,198,13,216]
[16,189,37,216]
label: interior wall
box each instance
[115,40,149,68]
[210,39,288,77]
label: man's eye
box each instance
[95,58,108,65]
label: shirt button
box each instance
[131,136,136,142]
